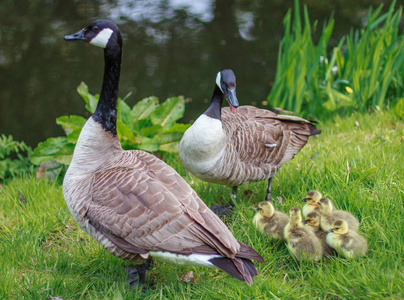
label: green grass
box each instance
[1,109,403,299]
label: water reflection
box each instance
[0,0,395,147]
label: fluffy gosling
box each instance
[302,190,322,217]
[303,211,337,257]
[326,219,368,258]
[284,207,322,261]
[253,201,289,239]
[318,198,359,232]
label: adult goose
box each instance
[179,69,321,215]
[63,20,263,287]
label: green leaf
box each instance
[77,82,98,113]
[30,137,68,165]
[150,96,186,129]
[117,99,133,130]
[56,115,87,135]
[395,98,404,118]
[54,143,75,165]
[66,128,83,144]
[131,96,159,121]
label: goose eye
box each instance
[92,26,100,32]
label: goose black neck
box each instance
[203,85,224,120]
[92,45,122,135]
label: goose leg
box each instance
[265,177,273,201]
[211,186,237,216]
[127,260,153,291]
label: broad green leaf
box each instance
[56,115,87,135]
[30,137,68,165]
[395,98,404,118]
[117,120,136,142]
[77,82,98,113]
[150,96,186,129]
[54,143,75,165]
[131,97,159,121]
[67,128,83,144]
[141,125,163,137]
[165,123,191,134]
[159,142,180,153]
[117,98,133,130]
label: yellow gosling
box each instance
[318,198,359,232]
[302,190,322,217]
[284,207,322,261]
[304,211,337,257]
[253,201,289,239]
[326,219,368,258]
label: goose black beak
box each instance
[226,88,239,113]
[302,198,307,202]
[327,229,334,233]
[64,29,86,41]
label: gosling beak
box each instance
[254,206,259,211]
[302,198,307,202]
[226,88,239,113]
[302,220,307,225]
[327,229,334,233]
[64,29,86,41]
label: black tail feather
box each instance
[209,257,258,285]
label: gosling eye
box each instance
[92,26,100,32]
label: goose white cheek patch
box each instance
[90,28,113,48]
[216,72,224,94]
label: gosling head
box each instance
[302,190,322,206]
[216,69,239,113]
[64,19,122,50]
[318,197,333,215]
[303,211,321,228]
[255,201,275,218]
[289,206,303,226]
[327,219,349,235]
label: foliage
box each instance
[1,109,403,299]
[0,134,33,182]
[30,82,190,168]
[268,0,404,118]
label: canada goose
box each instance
[303,211,337,257]
[284,207,322,261]
[302,190,322,217]
[318,198,359,232]
[63,20,264,287]
[252,201,289,239]
[326,219,368,258]
[179,69,321,215]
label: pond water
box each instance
[0,0,395,147]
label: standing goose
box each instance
[179,69,321,215]
[63,20,263,287]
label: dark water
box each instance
[0,0,395,147]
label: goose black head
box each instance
[216,69,239,113]
[64,19,122,50]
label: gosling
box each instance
[326,219,368,258]
[303,211,337,257]
[318,198,359,232]
[284,207,322,261]
[302,190,322,217]
[253,201,289,239]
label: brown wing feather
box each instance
[222,105,320,170]
[86,150,243,258]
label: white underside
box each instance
[180,114,225,175]
[149,251,221,268]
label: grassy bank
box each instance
[1,108,403,299]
